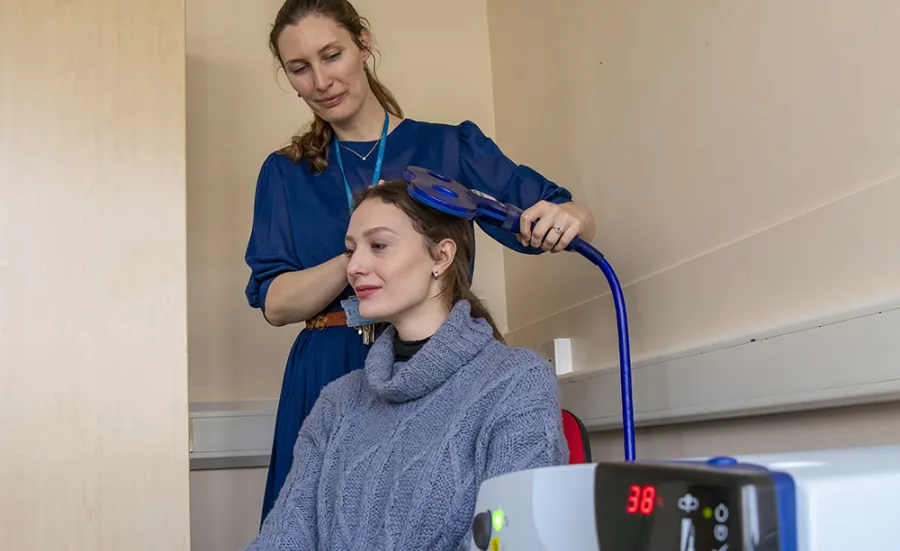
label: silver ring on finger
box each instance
[545,227,563,248]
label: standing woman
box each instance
[244,0,596,524]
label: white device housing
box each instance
[470,444,900,551]
[707,445,900,551]
[473,463,599,550]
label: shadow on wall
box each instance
[186,52,302,403]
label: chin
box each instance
[318,99,361,125]
[358,299,394,322]
[360,293,416,324]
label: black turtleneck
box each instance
[392,333,431,362]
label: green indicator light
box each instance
[492,509,505,531]
[703,507,713,520]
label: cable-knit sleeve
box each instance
[242,385,340,550]
[479,350,569,480]
[244,153,304,315]
[457,353,569,550]
[457,120,574,255]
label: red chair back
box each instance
[561,409,591,464]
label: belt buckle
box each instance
[308,314,328,331]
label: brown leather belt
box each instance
[305,311,348,331]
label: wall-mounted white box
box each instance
[546,337,573,376]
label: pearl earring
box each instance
[433,270,439,278]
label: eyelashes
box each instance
[344,242,387,258]
[289,51,343,74]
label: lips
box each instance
[355,284,381,299]
[319,93,344,108]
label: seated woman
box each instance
[245,180,569,551]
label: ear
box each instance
[359,29,373,63]
[431,238,457,278]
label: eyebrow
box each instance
[345,226,398,243]
[283,41,342,65]
[364,226,398,237]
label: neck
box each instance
[391,300,449,342]
[332,95,392,142]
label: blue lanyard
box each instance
[333,109,390,212]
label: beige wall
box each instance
[1,1,191,549]
[491,0,900,353]
[187,0,301,403]
[186,1,503,549]
[187,0,505,404]
[487,0,900,454]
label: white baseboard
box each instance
[559,296,900,431]
[189,400,276,470]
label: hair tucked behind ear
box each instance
[353,181,505,343]
[269,0,403,173]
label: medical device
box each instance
[402,166,636,461]
[402,167,899,551]
[466,445,900,551]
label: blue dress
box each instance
[244,118,573,524]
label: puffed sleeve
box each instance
[457,120,574,254]
[244,153,303,315]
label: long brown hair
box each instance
[353,181,505,343]
[269,0,403,173]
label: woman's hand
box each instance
[518,201,595,253]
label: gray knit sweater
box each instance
[243,300,569,551]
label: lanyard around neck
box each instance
[332,109,390,212]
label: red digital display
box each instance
[626,484,658,515]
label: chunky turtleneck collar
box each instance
[393,334,429,363]
[365,300,494,403]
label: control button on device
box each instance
[707,456,738,466]
[471,511,492,551]
[715,503,729,523]
[714,524,729,542]
[678,493,699,513]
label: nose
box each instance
[312,66,332,92]
[346,250,368,281]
